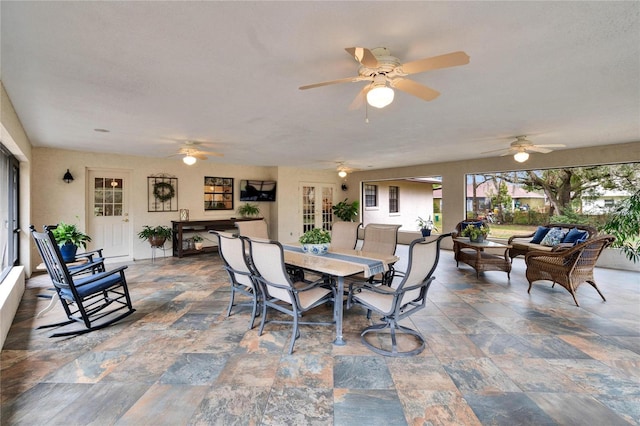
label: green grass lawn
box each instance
[488,224,538,239]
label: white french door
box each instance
[88,169,132,261]
[300,183,335,233]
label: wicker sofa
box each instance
[507,223,597,261]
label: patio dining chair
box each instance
[347,234,449,356]
[211,231,261,330]
[236,219,269,239]
[353,223,401,285]
[30,225,135,337]
[245,236,335,354]
[330,221,361,250]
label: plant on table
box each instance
[191,235,204,243]
[299,228,332,255]
[237,203,260,218]
[460,223,490,241]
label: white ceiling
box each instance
[1,1,639,171]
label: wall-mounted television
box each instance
[239,180,277,202]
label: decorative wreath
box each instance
[153,181,175,202]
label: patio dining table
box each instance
[282,244,399,346]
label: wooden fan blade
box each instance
[392,78,440,101]
[348,85,370,110]
[527,146,552,154]
[299,76,359,90]
[533,144,566,148]
[401,51,470,75]
[481,147,512,155]
[192,153,208,160]
[198,151,224,157]
[345,47,379,68]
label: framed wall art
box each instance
[148,175,178,212]
[204,176,234,210]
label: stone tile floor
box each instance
[1,249,638,425]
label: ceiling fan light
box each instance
[338,170,347,178]
[366,86,394,108]
[514,151,529,163]
[183,155,197,165]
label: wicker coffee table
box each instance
[453,238,512,278]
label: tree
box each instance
[497,164,640,216]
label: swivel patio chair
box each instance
[330,221,361,250]
[525,234,615,307]
[347,234,449,356]
[245,236,335,354]
[30,225,135,337]
[212,231,261,330]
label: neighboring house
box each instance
[581,188,633,214]
[433,181,547,215]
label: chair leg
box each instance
[587,280,607,302]
[258,301,268,336]
[226,287,236,317]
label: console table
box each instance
[453,238,512,278]
[171,218,256,258]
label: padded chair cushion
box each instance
[353,288,395,314]
[540,227,567,246]
[58,273,123,300]
[296,285,332,309]
[562,227,589,244]
[530,226,551,244]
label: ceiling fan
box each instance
[299,47,470,109]
[481,136,566,162]
[335,162,360,178]
[169,141,223,165]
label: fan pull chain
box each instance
[365,101,369,123]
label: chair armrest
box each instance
[74,249,105,261]
[508,232,536,244]
[68,260,105,276]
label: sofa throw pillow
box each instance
[530,226,551,244]
[540,227,567,246]
[562,227,589,244]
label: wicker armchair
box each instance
[525,235,615,307]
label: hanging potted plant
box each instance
[138,225,173,248]
[332,199,359,222]
[52,222,92,262]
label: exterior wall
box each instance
[362,179,436,231]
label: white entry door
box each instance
[300,183,335,234]
[88,169,132,261]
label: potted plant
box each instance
[601,188,640,263]
[138,225,173,248]
[299,228,331,255]
[237,203,261,218]
[52,222,92,262]
[460,223,490,243]
[416,215,438,237]
[332,199,359,222]
[192,234,204,250]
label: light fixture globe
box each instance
[514,151,529,163]
[366,85,394,108]
[183,155,197,165]
[338,170,347,178]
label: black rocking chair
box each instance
[30,225,135,337]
